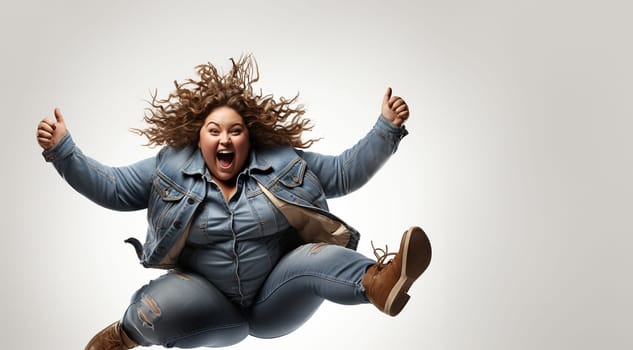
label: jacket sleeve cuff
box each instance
[374,114,409,141]
[42,132,75,162]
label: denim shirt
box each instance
[43,115,408,268]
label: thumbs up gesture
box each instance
[381,87,410,127]
[36,108,68,150]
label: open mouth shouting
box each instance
[217,150,235,170]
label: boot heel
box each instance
[404,227,432,279]
[387,292,411,316]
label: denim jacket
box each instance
[43,115,408,268]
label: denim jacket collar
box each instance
[181,148,206,176]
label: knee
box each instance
[130,293,162,331]
[122,292,167,346]
[122,271,250,347]
[298,243,355,265]
[124,298,249,347]
[125,273,189,333]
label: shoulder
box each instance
[155,144,204,176]
[250,145,301,169]
[257,145,299,159]
[157,144,199,162]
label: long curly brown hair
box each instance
[133,55,317,149]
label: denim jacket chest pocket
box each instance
[272,158,328,210]
[148,172,188,231]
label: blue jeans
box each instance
[121,243,374,348]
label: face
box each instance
[198,106,251,183]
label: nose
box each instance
[220,132,231,145]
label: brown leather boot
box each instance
[84,321,138,350]
[362,226,432,316]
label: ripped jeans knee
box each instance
[136,294,162,330]
[122,271,248,348]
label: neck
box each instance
[215,176,237,187]
[213,176,238,202]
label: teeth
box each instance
[217,150,234,155]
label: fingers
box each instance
[389,96,406,109]
[38,117,56,132]
[389,96,408,115]
[37,118,56,141]
[37,120,55,148]
[386,89,406,109]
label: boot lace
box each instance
[371,241,396,270]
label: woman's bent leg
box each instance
[122,270,249,348]
[247,243,374,338]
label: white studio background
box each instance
[1,0,632,349]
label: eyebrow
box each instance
[205,121,245,128]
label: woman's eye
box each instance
[231,129,242,136]
[209,129,220,135]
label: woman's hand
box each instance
[381,87,409,127]
[36,108,68,150]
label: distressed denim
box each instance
[122,243,374,347]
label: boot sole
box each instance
[384,226,432,316]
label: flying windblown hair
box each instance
[133,54,317,149]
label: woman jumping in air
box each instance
[36,55,431,349]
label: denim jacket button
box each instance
[187,198,195,205]
[174,221,182,229]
